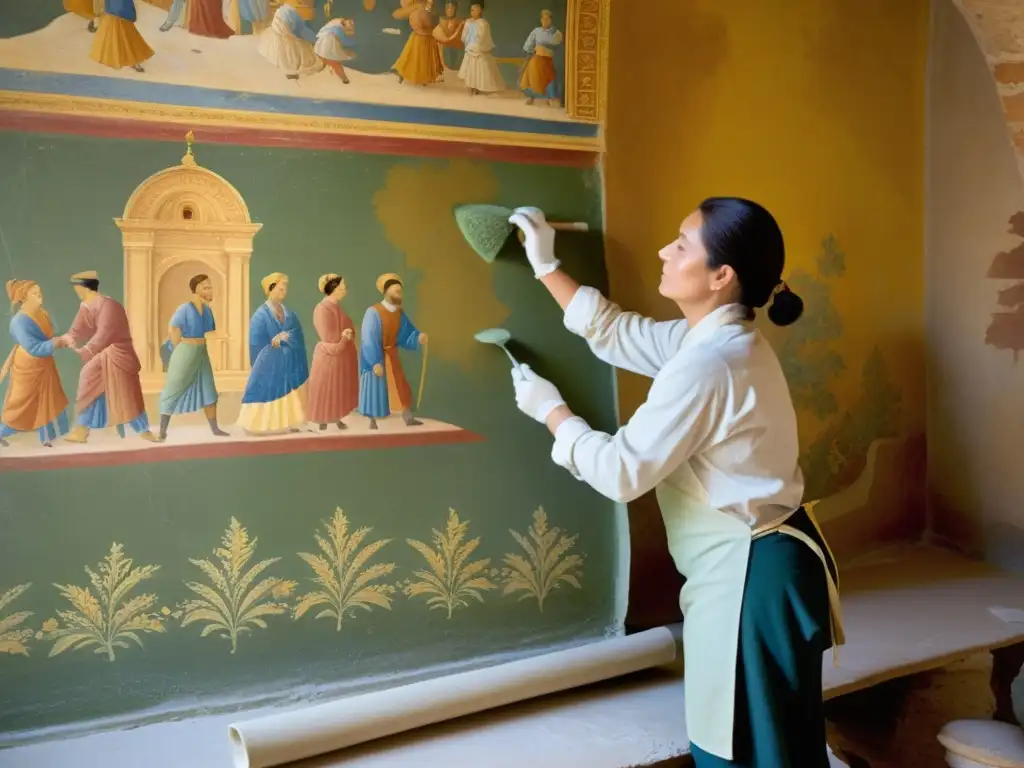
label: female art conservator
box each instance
[1,280,70,448]
[237,272,310,434]
[307,274,358,430]
[507,202,844,768]
[90,0,154,73]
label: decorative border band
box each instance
[0,90,603,154]
[566,0,610,122]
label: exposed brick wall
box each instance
[953,0,1024,180]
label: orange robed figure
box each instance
[357,273,427,429]
[0,280,71,447]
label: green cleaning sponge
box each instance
[453,204,516,263]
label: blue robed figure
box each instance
[358,273,425,429]
[236,273,310,434]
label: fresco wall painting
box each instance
[0,128,617,742]
[0,135,480,473]
[0,0,610,152]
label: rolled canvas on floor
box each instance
[228,627,678,768]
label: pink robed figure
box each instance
[307,275,359,429]
[62,272,157,443]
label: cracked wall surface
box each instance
[953,0,1024,182]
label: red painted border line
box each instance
[0,111,600,168]
[0,428,485,474]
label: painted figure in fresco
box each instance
[158,274,228,441]
[259,4,323,80]
[89,0,154,73]
[0,280,71,448]
[236,272,310,434]
[358,273,427,430]
[307,274,359,430]
[191,0,237,37]
[434,1,465,72]
[520,10,563,106]
[237,0,272,33]
[61,271,159,444]
[315,17,357,85]
[64,0,104,33]
[163,0,235,38]
[158,0,188,33]
[459,2,503,95]
[393,0,443,86]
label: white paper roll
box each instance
[229,627,677,768]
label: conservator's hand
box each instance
[508,206,560,278]
[512,363,566,423]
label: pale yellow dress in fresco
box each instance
[393,6,443,85]
[90,1,155,71]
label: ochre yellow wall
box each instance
[603,0,929,499]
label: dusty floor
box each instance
[826,654,999,768]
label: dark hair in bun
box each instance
[697,196,804,326]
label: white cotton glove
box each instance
[512,363,566,423]
[508,206,560,279]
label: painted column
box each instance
[226,246,249,374]
[120,230,155,375]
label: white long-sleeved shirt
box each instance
[551,286,804,529]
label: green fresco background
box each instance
[0,132,619,742]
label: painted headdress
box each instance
[375,272,402,294]
[70,270,99,287]
[262,272,287,297]
[6,279,35,307]
[318,273,340,293]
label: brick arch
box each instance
[952,0,1024,181]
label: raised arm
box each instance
[514,208,688,377]
[545,354,728,503]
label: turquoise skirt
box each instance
[691,507,835,767]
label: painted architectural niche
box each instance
[117,134,259,395]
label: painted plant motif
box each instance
[801,345,902,500]
[294,508,397,631]
[985,211,1024,361]
[499,507,583,612]
[0,583,33,656]
[178,518,296,654]
[46,543,164,662]
[402,508,496,618]
[771,234,847,420]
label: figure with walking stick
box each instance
[358,273,428,430]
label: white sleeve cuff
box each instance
[562,286,602,337]
[550,416,591,478]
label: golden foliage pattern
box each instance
[500,508,584,612]
[178,518,296,654]
[2,507,588,657]
[402,508,496,618]
[0,583,33,656]
[294,508,397,631]
[46,544,164,662]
